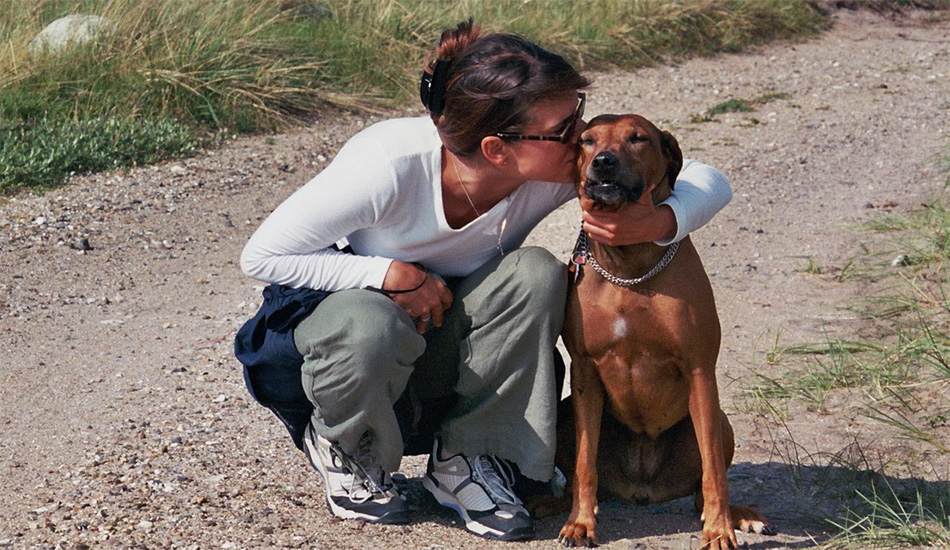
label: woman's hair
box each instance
[421,19,589,157]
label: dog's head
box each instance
[576,114,683,211]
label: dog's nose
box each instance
[591,152,617,170]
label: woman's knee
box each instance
[295,289,425,366]
[507,247,568,305]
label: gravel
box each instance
[1,10,949,550]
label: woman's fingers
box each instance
[394,276,453,333]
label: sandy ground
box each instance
[1,9,949,550]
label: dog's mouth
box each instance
[584,179,644,206]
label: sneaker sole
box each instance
[423,474,534,541]
[303,433,411,525]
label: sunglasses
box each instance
[496,92,586,144]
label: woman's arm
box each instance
[239,137,396,291]
[657,159,731,245]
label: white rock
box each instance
[891,254,912,267]
[28,15,117,56]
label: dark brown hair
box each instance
[422,19,589,157]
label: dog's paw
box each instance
[731,504,775,536]
[558,522,599,548]
[737,516,776,536]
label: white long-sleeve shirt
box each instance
[241,116,730,291]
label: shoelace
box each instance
[331,436,392,503]
[469,454,522,506]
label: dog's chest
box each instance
[568,283,693,426]
[571,283,676,355]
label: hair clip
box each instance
[420,58,450,116]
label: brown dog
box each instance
[556,114,770,549]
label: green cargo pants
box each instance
[293,247,567,482]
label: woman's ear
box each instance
[480,136,510,168]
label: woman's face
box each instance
[506,92,587,184]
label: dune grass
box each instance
[0,0,837,192]
[742,195,950,548]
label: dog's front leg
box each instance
[559,357,604,547]
[688,368,737,550]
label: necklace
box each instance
[452,155,482,218]
[571,226,678,287]
[449,153,507,256]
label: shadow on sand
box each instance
[408,459,949,548]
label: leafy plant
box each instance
[0,117,196,191]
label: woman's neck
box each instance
[442,149,515,229]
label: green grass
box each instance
[695,91,794,122]
[744,338,905,411]
[708,98,756,115]
[797,256,825,276]
[0,0,838,192]
[827,482,950,548]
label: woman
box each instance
[238,19,731,541]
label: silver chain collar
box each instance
[571,226,679,287]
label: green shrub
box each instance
[0,0,886,191]
[0,117,196,192]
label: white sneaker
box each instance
[302,424,409,524]
[423,438,533,540]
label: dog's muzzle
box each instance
[584,151,645,205]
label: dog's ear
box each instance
[660,130,683,190]
[572,145,583,189]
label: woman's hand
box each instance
[382,261,454,333]
[583,200,677,246]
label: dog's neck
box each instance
[587,238,671,285]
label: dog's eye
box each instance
[628,134,648,144]
[579,138,595,147]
